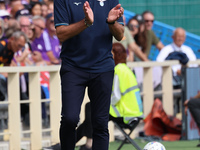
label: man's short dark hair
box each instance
[142,10,154,17]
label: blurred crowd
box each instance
[0,0,60,95]
[0,0,60,67]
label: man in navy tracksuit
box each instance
[54,0,124,149]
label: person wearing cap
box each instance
[0,9,10,29]
[113,15,148,62]
[142,11,164,59]
[15,8,30,19]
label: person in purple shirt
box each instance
[31,15,59,64]
[44,13,61,60]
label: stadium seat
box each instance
[112,117,142,150]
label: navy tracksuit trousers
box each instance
[59,64,114,150]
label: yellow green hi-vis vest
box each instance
[109,63,143,124]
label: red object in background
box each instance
[144,98,182,141]
[40,71,50,89]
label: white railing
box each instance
[0,60,200,149]
[0,66,61,150]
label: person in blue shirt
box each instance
[54,0,124,150]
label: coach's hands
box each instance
[83,1,94,26]
[107,4,124,23]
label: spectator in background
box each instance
[30,1,42,16]
[4,18,20,39]
[31,15,59,64]
[142,10,164,59]
[157,28,198,111]
[17,14,36,42]
[41,2,48,18]
[142,11,155,31]
[127,15,163,90]
[110,42,143,124]
[18,15,32,40]
[132,15,148,54]
[6,0,22,14]
[127,15,148,61]
[28,50,51,66]
[14,15,33,66]
[0,31,28,66]
[0,0,6,10]
[113,15,148,62]
[14,8,30,19]
[28,24,36,42]
[31,16,47,58]
[18,14,35,41]
[10,3,24,18]
[157,28,197,76]
[0,9,10,29]
[47,0,53,14]
[44,13,61,60]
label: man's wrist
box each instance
[84,17,93,27]
[106,18,115,25]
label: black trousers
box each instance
[59,64,114,150]
[188,98,200,129]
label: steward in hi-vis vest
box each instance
[110,43,143,124]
